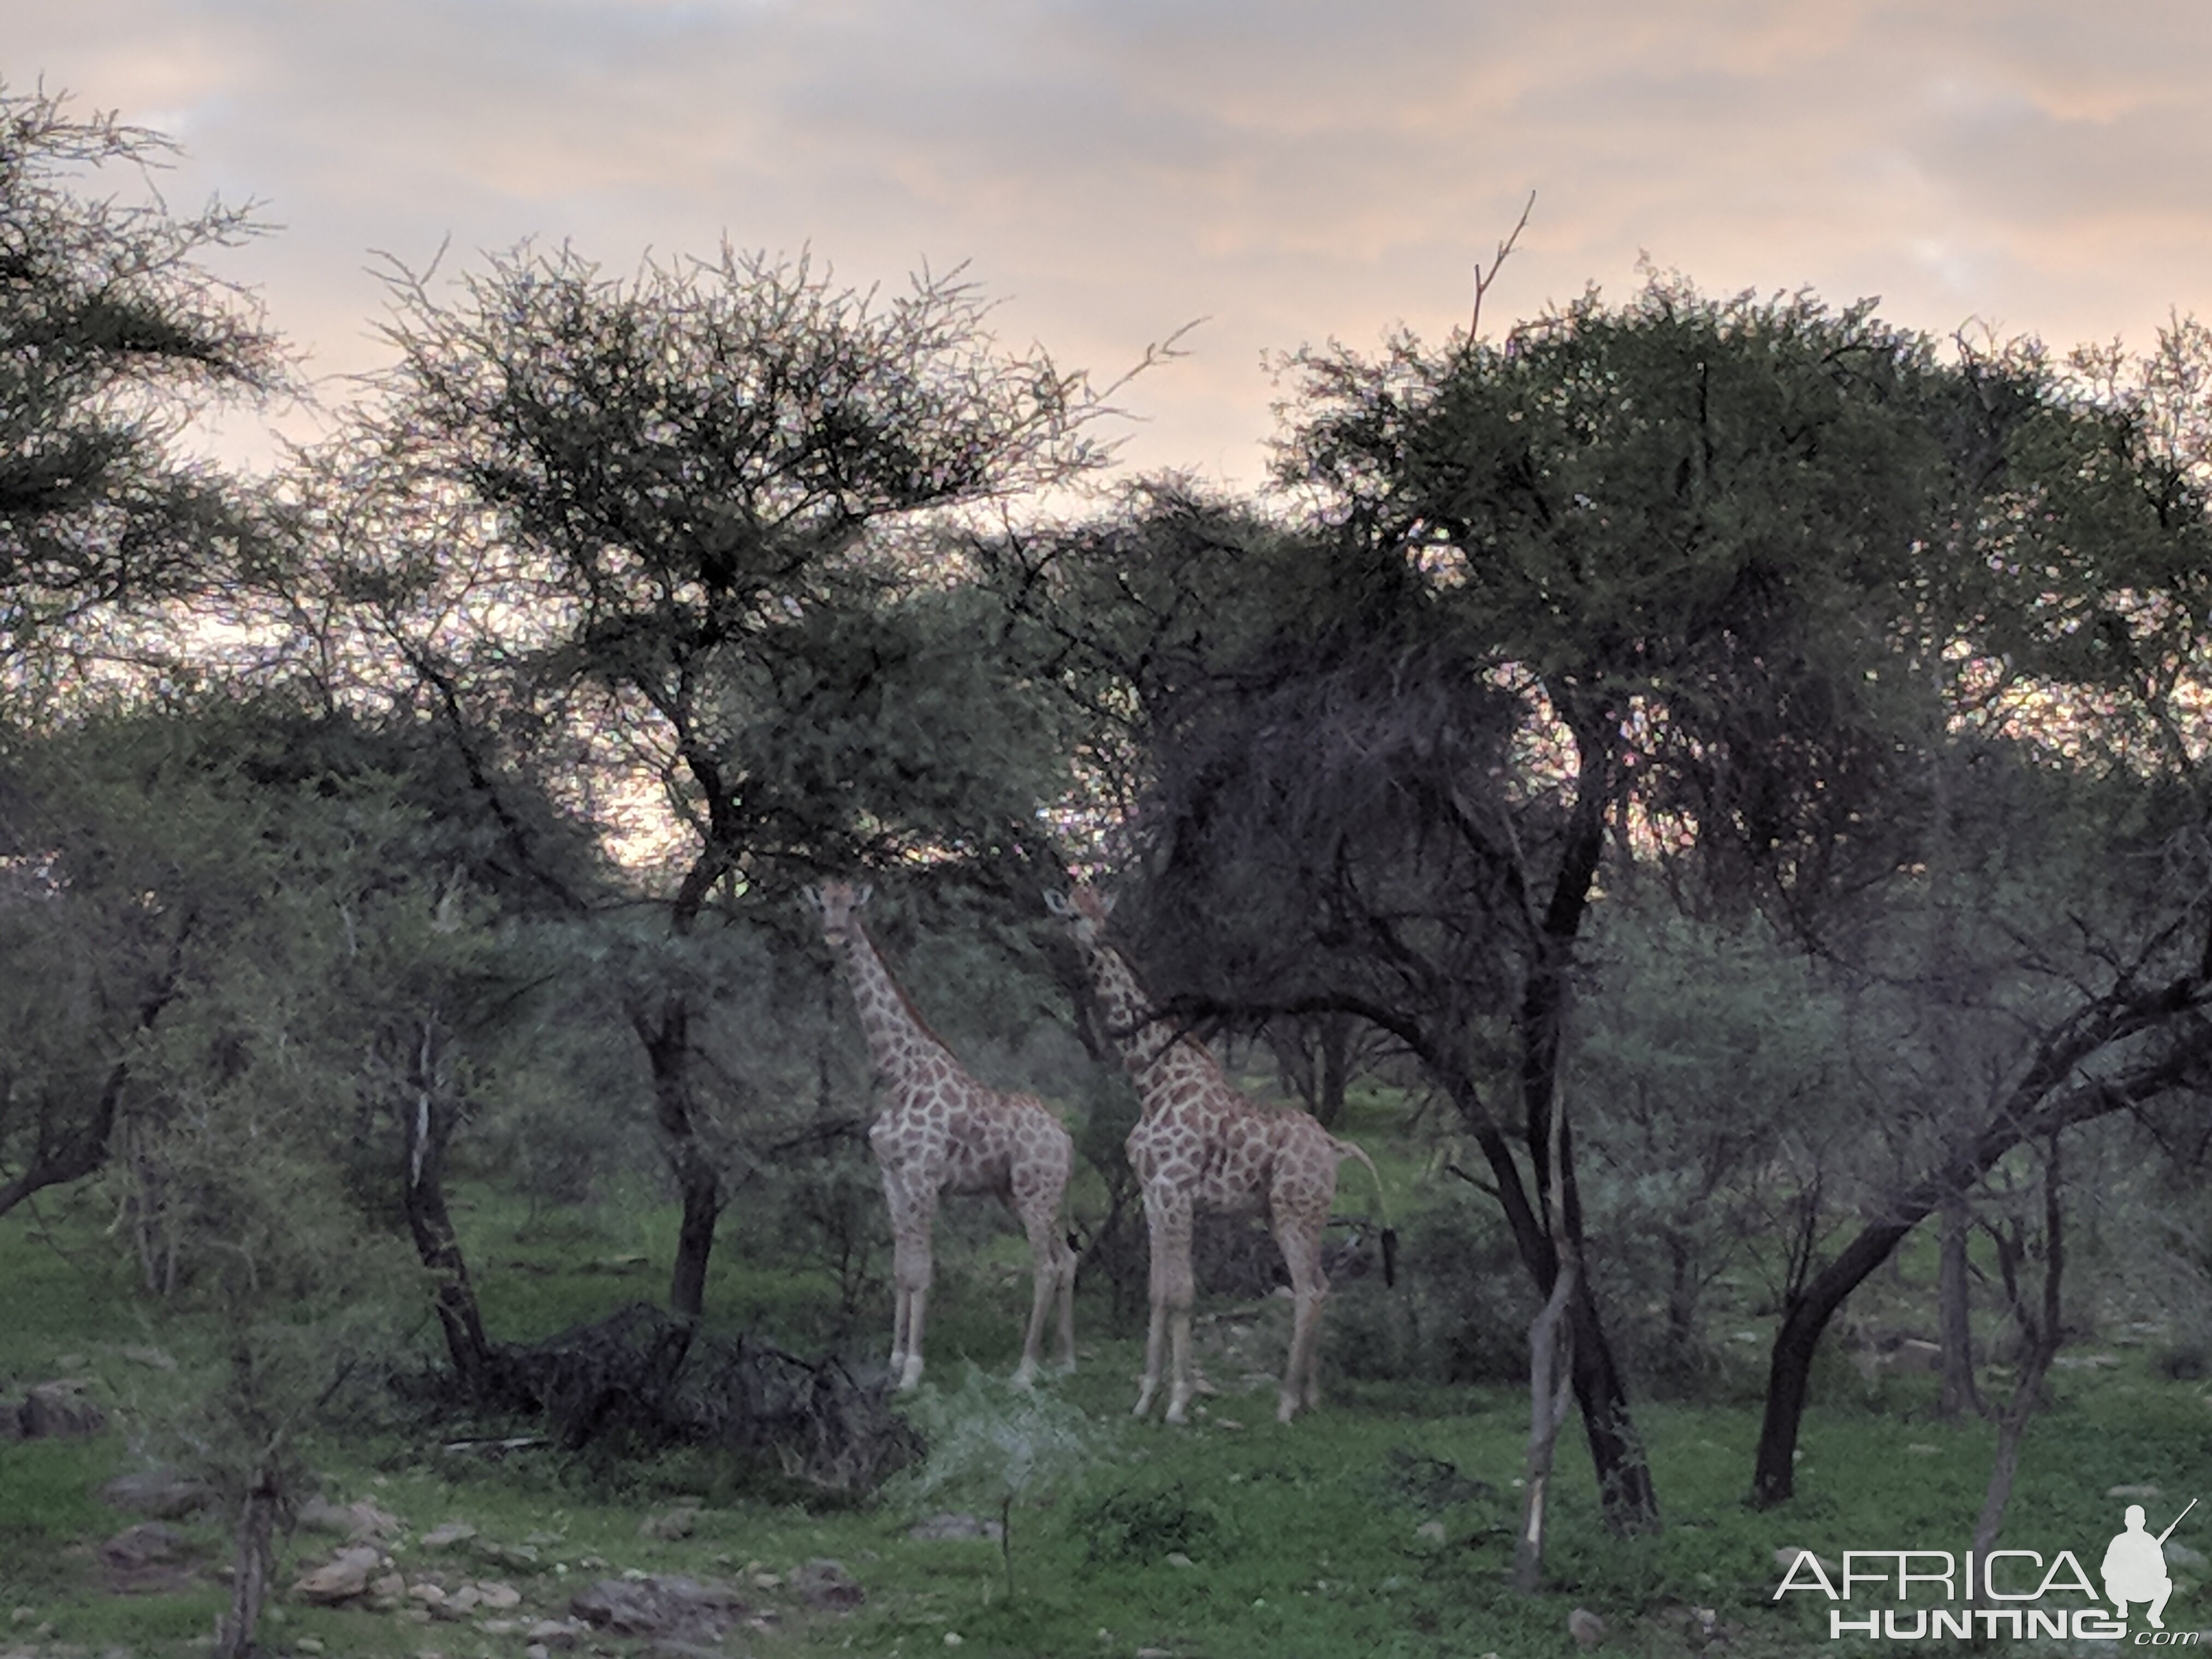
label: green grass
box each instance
[6,1180,2212,1658]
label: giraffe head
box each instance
[809,879,874,945]
[1044,881,1115,958]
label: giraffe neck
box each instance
[833,921,956,1093]
[1084,939,1223,1105]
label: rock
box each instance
[371,1572,405,1601]
[349,1499,403,1539]
[101,1522,184,1571]
[294,1545,385,1605]
[421,1522,478,1550]
[1568,1607,1607,1648]
[475,1580,522,1609]
[102,1467,214,1520]
[298,1497,403,1540]
[2109,1483,2164,1499]
[1165,1551,1195,1569]
[118,1345,177,1371]
[639,1504,700,1540]
[1415,1520,1447,1543]
[907,1513,1002,1543]
[21,1380,104,1439]
[787,1558,863,1610]
[525,1618,584,1649]
[570,1575,748,1641]
[2168,1540,2207,1569]
[408,1582,449,1608]
[101,1520,197,1595]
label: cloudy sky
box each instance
[15,1,2212,486]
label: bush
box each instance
[1326,1190,1535,1385]
[1071,1478,1226,1566]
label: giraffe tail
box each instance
[1332,1137,1398,1289]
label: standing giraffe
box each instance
[1048,883,1385,1425]
[811,880,1076,1391]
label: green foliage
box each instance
[1071,1479,1226,1566]
[902,1367,1098,1514]
[1325,1189,1534,1385]
[0,80,279,682]
[899,1366,1101,1598]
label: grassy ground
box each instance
[4,1179,2210,1659]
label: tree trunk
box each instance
[0,1062,126,1221]
[1972,1137,2064,1580]
[1936,1191,1981,1420]
[1567,1273,1658,1529]
[635,992,721,1375]
[398,1026,495,1393]
[215,1467,279,1659]
[1752,1033,2201,1506]
[1316,1011,1349,1129]
[1451,1078,1659,1532]
[1754,1215,1917,1505]
[1515,1258,1578,1593]
[1514,709,1660,1533]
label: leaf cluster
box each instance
[0,81,281,670]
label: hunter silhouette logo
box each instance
[1773,1495,2200,1643]
[2104,1499,2195,1632]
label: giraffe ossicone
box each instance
[1048,881,1387,1425]
[811,879,1076,1392]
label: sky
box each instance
[14,0,2212,489]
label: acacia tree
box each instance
[0,82,278,685]
[0,696,494,1656]
[994,283,2015,1530]
[310,245,1107,1348]
[1740,321,2212,1503]
[1266,291,2212,1513]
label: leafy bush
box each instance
[899,1366,1099,1596]
[1071,1478,1226,1566]
[1325,1190,1535,1384]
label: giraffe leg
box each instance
[880,1166,910,1380]
[1054,1231,1078,1374]
[884,1169,937,1391]
[1010,1181,1064,1389]
[1274,1210,1329,1423]
[1134,1306,1167,1415]
[902,1281,932,1391]
[1132,1183,1176,1417]
[1154,1187,1198,1426]
[1166,1303,1196,1426]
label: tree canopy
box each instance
[0,82,280,683]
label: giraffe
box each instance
[1047,883,1385,1425]
[810,880,1076,1391]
